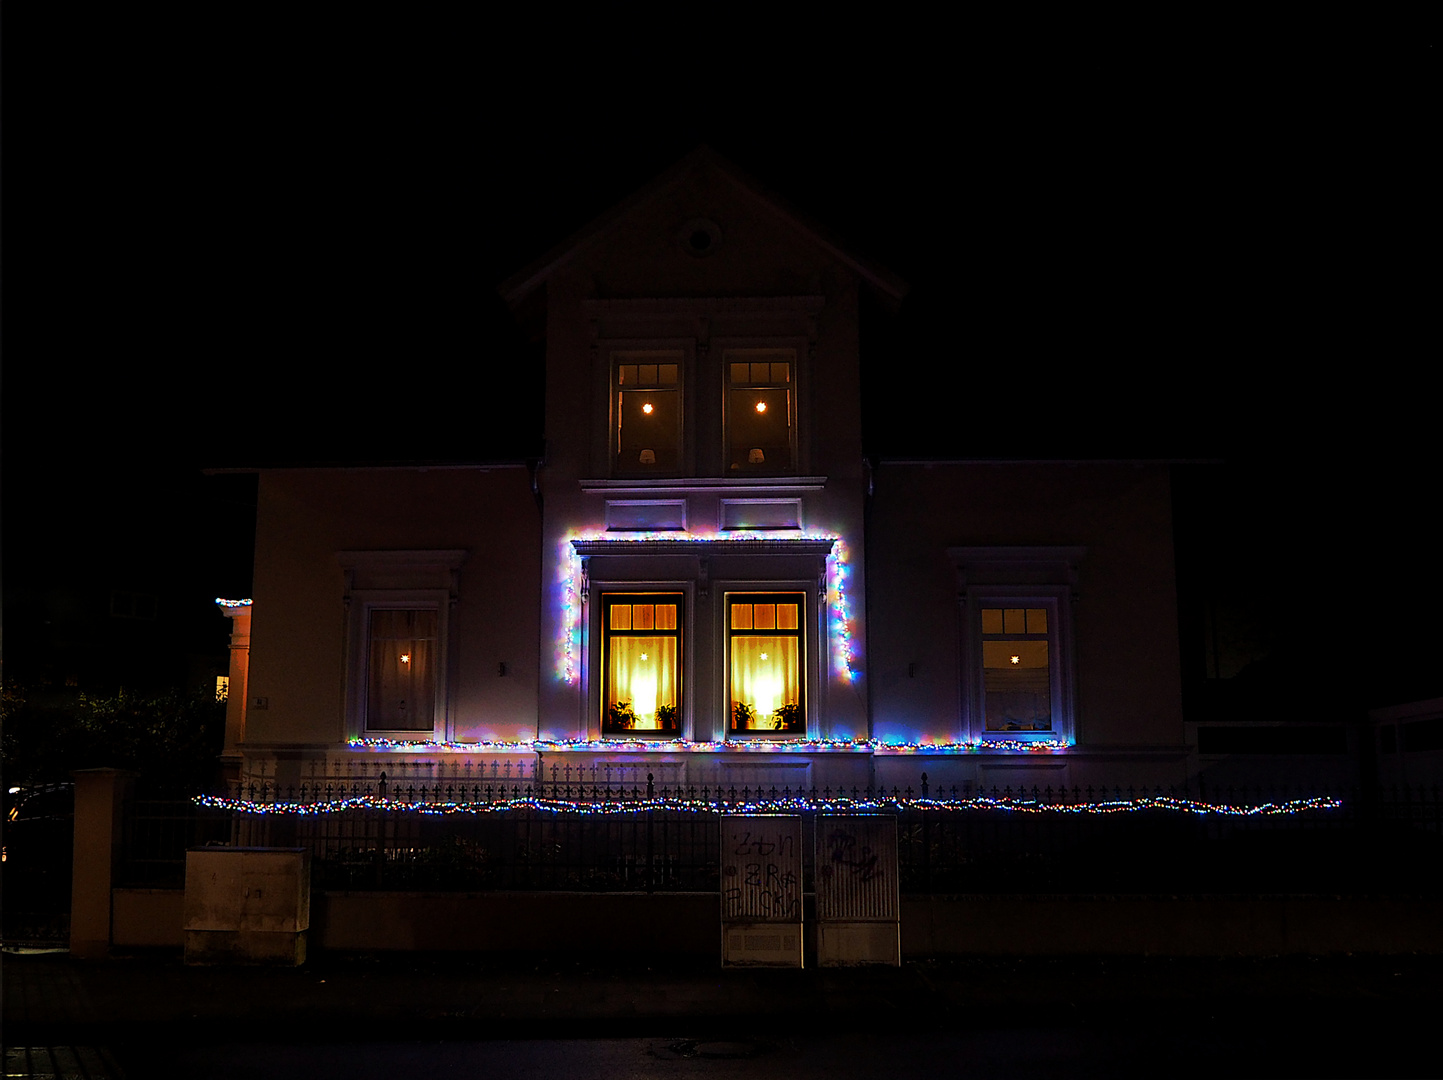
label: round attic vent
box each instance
[679,217,722,257]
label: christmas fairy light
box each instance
[196,792,1343,818]
[215,598,253,608]
[554,529,859,685]
[827,539,858,679]
[347,736,1072,754]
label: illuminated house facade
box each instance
[231,150,1188,795]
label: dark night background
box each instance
[4,26,1437,731]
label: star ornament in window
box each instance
[642,402,653,415]
[755,401,767,413]
[400,654,412,665]
[1010,655,1020,665]
[760,652,769,660]
[640,653,648,662]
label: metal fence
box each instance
[116,778,1443,897]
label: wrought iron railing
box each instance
[115,778,1443,897]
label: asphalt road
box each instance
[5,949,1440,1079]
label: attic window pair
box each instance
[614,348,795,476]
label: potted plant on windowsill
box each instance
[655,703,678,732]
[608,701,638,730]
[771,702,802,731]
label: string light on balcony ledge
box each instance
[194,792,1342,818]
[214,598,253,608]
[352,736,1077,753]
[346,736,1074,753]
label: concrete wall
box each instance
[108,888,1443,957]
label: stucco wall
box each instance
[248,467,541,746]
[866,463,1185,761]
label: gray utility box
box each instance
[816,815,900,966]
[184,847,310,965]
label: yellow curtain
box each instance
[730,636,799,729]
[607,636,677,729]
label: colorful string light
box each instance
[196,792,1342,818]
[214,598,253,608]
[347,736,1072,754]
[553,528,859,686]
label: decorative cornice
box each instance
[580,476,827,493]
[572,538,836,559]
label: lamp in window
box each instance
[639,449,656,464]
[748,449,765,464]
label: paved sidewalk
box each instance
[5,947,1443,1078]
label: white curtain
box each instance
[730,636,800,729]
[607,636,677,730]
[367,609,436,731]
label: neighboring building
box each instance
[226,149,1190,796]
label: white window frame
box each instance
[951,547,1082,747]
[339,550,466,742]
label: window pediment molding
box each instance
[573,538,834,559]
[580,476,827,493]
[949,546,1085,595]
[338,550,468,597]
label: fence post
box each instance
[69,768,136,960]
[646,773,655,894]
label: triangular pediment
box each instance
[499,145,908,306]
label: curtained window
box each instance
[728,593,805,734]
[602,595,682,734]
[366,608,437,732]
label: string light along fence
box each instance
[117,775,1443,897]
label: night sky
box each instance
[4,31,1436,710]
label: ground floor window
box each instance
[950,546,1081,745]
[602,593,682,734]
[728,592,805,734]
[366,608,438,732]
[981,606,1051,731]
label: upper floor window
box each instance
[614,352,682,475]
[725,349,794,474]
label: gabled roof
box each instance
[498,145,909,306]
